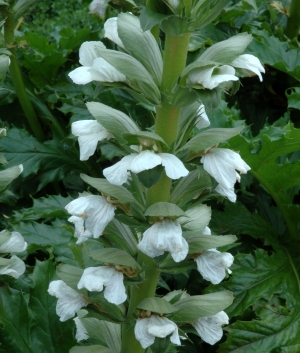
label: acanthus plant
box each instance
[45,5,264,353]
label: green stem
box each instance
[286,0,300,39]
[4,11,45,142]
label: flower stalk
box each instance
[285,0,300,39]
[4,10,45,142]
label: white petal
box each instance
[201,148,250,189]
[104,17,124,48]
[148,316,179,339]
[193,311,229,345]
[0,231,27,253]
[77,266,127,305]
[196,104,210,129]
[68,216,92,244]
[79,41,106,67]
[89,0,109,17]
[159,153,189,180]
[138,219,188,262]
[195,249,234,284]
[231,54,265,82]
[215,184,237,203]
[91,58,127,83]
[69,66,94,85]
[72,120,113,160]
[202,65,238,90]
[0,255,25,278]
[48,280,87,322]
[187,66,215,86]
[135,318,155,349]
[202,226,211,236]
[66,195,115,239]
[74,317,89,342]
[130,150,162,174]
[103,154,136,185]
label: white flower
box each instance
[201,148,250,189]
[187,65,239,90]
[138,219,188,262]
[135,315,181,349]
[0,231,27,253]
[68,41,127,85]
[74,317,89,342]
[72,120,113,161]
[196,104,210,130]
[231,54,265,82]
[193,311,229,345]
[195,249,234,284]
[77,266,127,305]
[0,255,26,278]
[215,184,237,203]
[103,150,189,185]
[104,17,124,48]
[66,195,116,243]
[89,0,109,18]
[166,0,181,11]
[48,280,88,322]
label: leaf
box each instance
[248,29,300,80]
[56,264,84,291]
[0,260,76,352]
[0,165,23,193]
[70,346,112,353]
[122,131,167,147]
[180,204,211,232]
[215,249,300,352]
[0,55,10,83]
[89,248,140,270]
[13,0,39,18]
[0,128,86,192]
[137,297,178,314]
[187,234,237,253]
[286,87,300,110]
[243,0,257,12]
[139,6,170,31]
[137,164,164,189]
[145,202,186,218]
[172,291,234,322]
[180,126,243,152]
[160,16,190,36]
[81,174,136,204]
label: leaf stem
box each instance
[286,0,300,39]
[4,11,45,142]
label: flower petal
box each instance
[196,104,210,129]
[103,154,136,185]
[130,150,162,174]
[231,54,265,82]
[135,318,155,349]
[91,57,127,83]
[215,184,237,203]
[48,280,87,322]
[104,17,124,48]
[74,317,89,342]
[0,231,27,253]
[89,0,109,18]
[159,153,189,180]
[79,41,106,67]
[103,270,127,305]
[0,255,25,278]
[69,66,94,85]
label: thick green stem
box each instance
[4,11,45,142]
[286,0,300,39]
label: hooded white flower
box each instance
[195,249,234,284]
[138,219,188,262]
[193,311,229,345]
[215,184,237,203]
[187,65,239,90]
[77,266,127,305]
[48,280,88,322]
[74,317,89,342]
[0,255,26,278]
[201,148,250,189]
[103,150,189,185]
[196,104,210,130]
[231,54,265,81]
[135,315,181,349]
[72,120,113,161]
[66,195,116,243]
[68,41,127,85]
[104,17,124,48]
[0,231,27,253]
[89,0,109,18]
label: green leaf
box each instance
[145,202,186,218]
[0,1,9,5]
[215,249,300,352]
[122,131,167,147]
[170,168,212,207]
[81,174,136,204]
[187,234,237,253]
[56,264,83,291]
[13,0,38,18]
[137,297,178,314]
[0,165,23,193]
[172,291,234,322]
[117,13,163,87]
[189,0,231,30]
[0,260,76,352]
[70,346,112,353]
[180,126,243,152]
[180,204,211,232]
[139,6,170,31]
[80,318,120,353]
[137,164,164,188]
[0,230,12,247]
[160,16,190,36]
[89,248,140,270]
[0,55,10,83]
[286,87,300,110]
[86,102,140,139]
[166,85,199,107]
[243,0,257,12]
